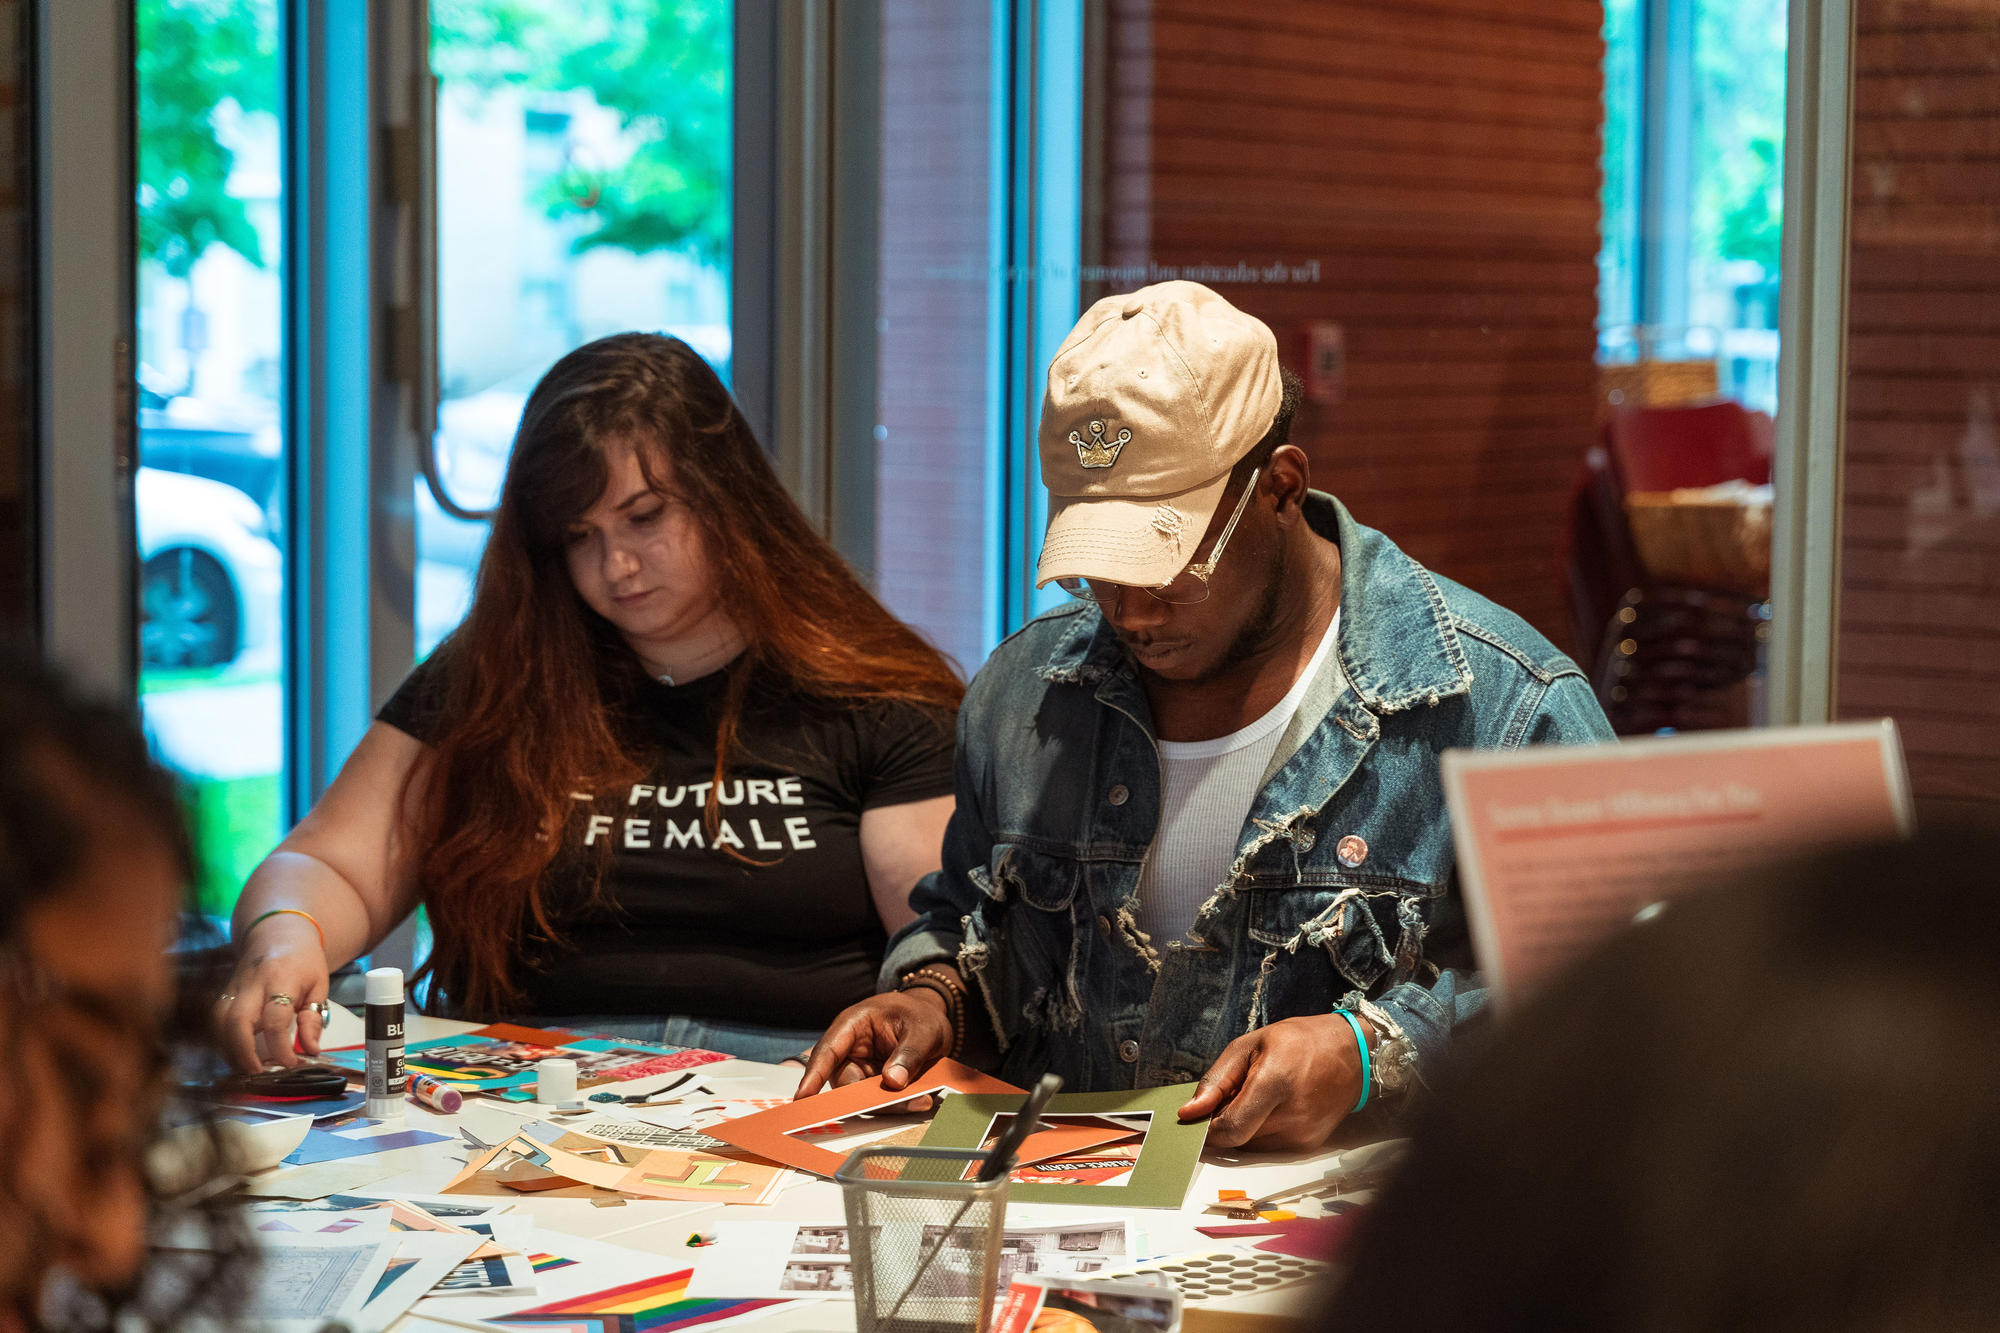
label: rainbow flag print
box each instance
[489,1268,782,1333]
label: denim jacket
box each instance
[883,493,1615,1093]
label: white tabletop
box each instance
[288,1016,1357,1330]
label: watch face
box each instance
[1373,1042,1414,1093]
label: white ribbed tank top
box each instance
[1134,608,1343,947]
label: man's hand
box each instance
[794,989,955,1099]
[1176,1013,1368,1151]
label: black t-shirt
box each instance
[378,657,956,1028]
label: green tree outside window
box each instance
[137,0,277,281]
[433,0,730,265]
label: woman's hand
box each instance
[213,916,331,1071]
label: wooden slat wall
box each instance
[1840,0,2000,810]
[1103,0,1605,648]
[872,2,994,678]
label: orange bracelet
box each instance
[241,907,326,952]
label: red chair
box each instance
[1559,403,1773,735]
[1604,400,1773,493]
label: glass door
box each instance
[421,0,734,657]
[134,0,286,916]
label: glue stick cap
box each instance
[365,966,403,1006]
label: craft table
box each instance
[296,1015,1350,1331]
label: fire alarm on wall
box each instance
[1302,321,1346,406]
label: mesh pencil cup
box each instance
[836,1145,1010,1333]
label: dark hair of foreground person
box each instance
[0,653,248,1332]
[1325,826,2000,1331]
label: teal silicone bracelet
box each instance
[1333,1008,1372,1114]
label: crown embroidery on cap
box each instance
[1070,419,1132,469]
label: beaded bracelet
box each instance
[899,978,963,1061]
[1332,1008,1373,1114]
[241,907,327,953]
[897,966,967,1061]
[901,971,965,1061]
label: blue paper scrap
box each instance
[283,1125,453,1166]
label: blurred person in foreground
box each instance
[0,656,245,1332]
[1326,827,2000,1330]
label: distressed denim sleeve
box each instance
[1366,968,1482,1083]
[1364,670,1614,1080]
[877,704,993,991]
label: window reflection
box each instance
[869,1,998,677]
[423,0,733,656]
[1081,4,1786,737]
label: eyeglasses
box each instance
[1056,468,1260,608]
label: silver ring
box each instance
[216,992,237,1005]
[266,993,295,1007]
[308,1000,331,1024]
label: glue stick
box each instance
[364,966,407,1119]
[407,1073,462,1115]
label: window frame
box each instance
[37,0,138,696]
[1766,0,1854,725]
[1610,0,1851,723]
[763,0,1088,652]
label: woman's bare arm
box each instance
[857,794,954,936]
[216,722,430,1068]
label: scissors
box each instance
[212,1064,350,1101]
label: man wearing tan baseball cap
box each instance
[804,282,1611,1150]
[1034,281,1284,600]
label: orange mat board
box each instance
[704,1058,1022,1177]
[469,1023,587,1046]
[500,1174,588,1194]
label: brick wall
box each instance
[1838,0,2000,809]
[1103,0,1605,648]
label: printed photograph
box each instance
[920,1223,1131,1299]
[779,1260,855,1293]
[435,1256,514,1292]
[791,1226,850,1255]
[972,1112,1150,1187]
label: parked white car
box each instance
[135,466,282,671]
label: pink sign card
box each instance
[1443,720,1913,1007]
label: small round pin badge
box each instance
[1336,834,1369,868]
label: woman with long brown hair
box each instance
[214,333,964,1066]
